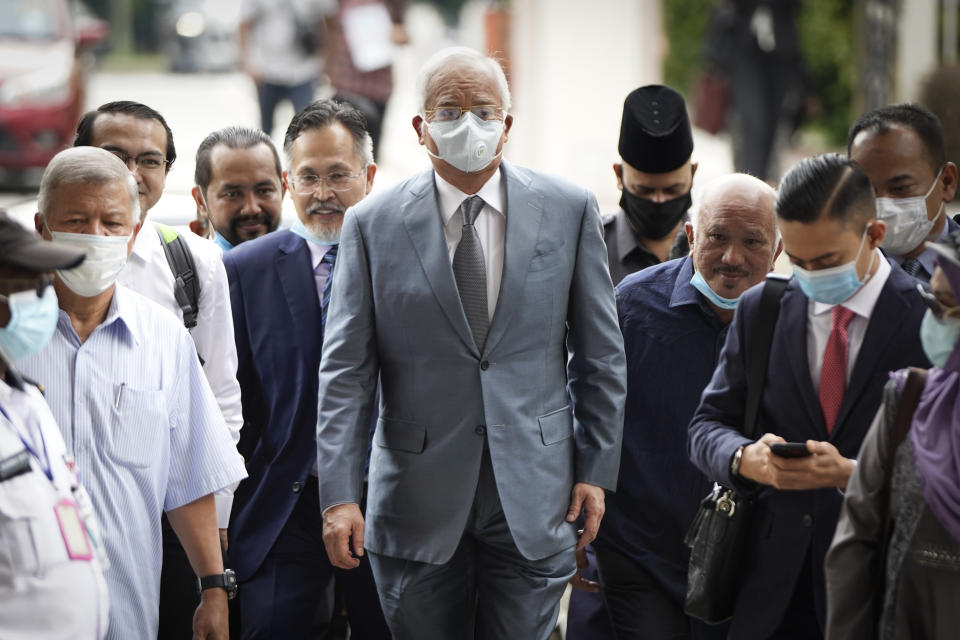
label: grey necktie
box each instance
[901,257,923,278]
[452,195,488,350]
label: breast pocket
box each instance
[109,385,169,468]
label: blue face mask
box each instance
[690,269,740,310]
[920,309,960,368]
[792,228,872,305]
[0,285,60,362]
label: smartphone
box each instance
[769,442,812,458]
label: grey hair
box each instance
[416,46,512,114]
[39,147,140,223]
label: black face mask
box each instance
[619,189,692,240]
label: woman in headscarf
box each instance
[825,234,960,639]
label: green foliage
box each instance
[663,0,855,146]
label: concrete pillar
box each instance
[896,0,938,102]
[508,0,663,211]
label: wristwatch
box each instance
[730,446,745,477]
[197,569,238,600]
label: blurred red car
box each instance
[0,0,108,184]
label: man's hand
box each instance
[566,482,605,550]
[192,588,228,640]
[569,546,600,592]
[322,503,365,569]
[739,434,855,490]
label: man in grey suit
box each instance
[315,46,627,639]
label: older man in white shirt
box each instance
[20,146,247,640]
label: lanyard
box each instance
[0,403,53,482]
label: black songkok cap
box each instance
[618,85,694,173]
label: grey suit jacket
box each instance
[316,161,626,564]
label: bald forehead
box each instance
[699,175,777,230]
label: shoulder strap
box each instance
[886,367,928,475]
[154,223,200,329]
[743,274,790,439]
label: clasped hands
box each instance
[738,433,856,491]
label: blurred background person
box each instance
[192,126,285,252]
[826,235,960,640]
[324,0,410,159]
[704,0,806,182]
[0,212,109,640]
[239,0,334,136]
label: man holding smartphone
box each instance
[688,154,930,639]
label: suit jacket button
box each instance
[292,481,302,493]
[480,360,490,370]
[802,513,813,527]
[475,425,486,436]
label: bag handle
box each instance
[743,274,789,440]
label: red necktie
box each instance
[819,306,856,434]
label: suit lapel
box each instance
[779,286,825,433]
[484,162,543,355]
[833,270,908,435]
[276,232,321,355]
[401,171,479,355]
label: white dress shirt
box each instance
[807,250,892,389]
[435,168,506,321]
[118,223,243,527]
[19,286,248,640]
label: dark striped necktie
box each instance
[320,245,338,339]
[452,195,488,350]
[901,257,923,278]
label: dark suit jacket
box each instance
[688,264,930,639]
[223,230,327,582]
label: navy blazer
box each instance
[688,264,929,639]
[224,230,327,582]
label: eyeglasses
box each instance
[917,283,960,320]
[0,274,54,298]
[105,148,169,172]
[289,169,365,195]
[423,105,503,123]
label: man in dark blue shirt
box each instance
[594,173,781,639]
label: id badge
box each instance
[70,482,109,570]
[54,499,93,561]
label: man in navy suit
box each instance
[688,154,930,639]
[223,100,389,639]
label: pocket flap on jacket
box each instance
[375,418,426,453]
[538,407,573,445]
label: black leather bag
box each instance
[683,274,789,623]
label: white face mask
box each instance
[423,112,505,173]
[49,230,131,297]
[876,167,944,255]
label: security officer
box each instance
[0,211,109,639]
[604,85,698,285]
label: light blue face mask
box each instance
[920,309,960,368]
[0,285,60,362]
[690,269,740,310]
[792,228,872,305]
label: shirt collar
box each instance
[812,248,892,319]
[303,238,335,270]
[669,257,701,308]
[614,209,643,264]
[57,285,139,346]
[434,168,505,226]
